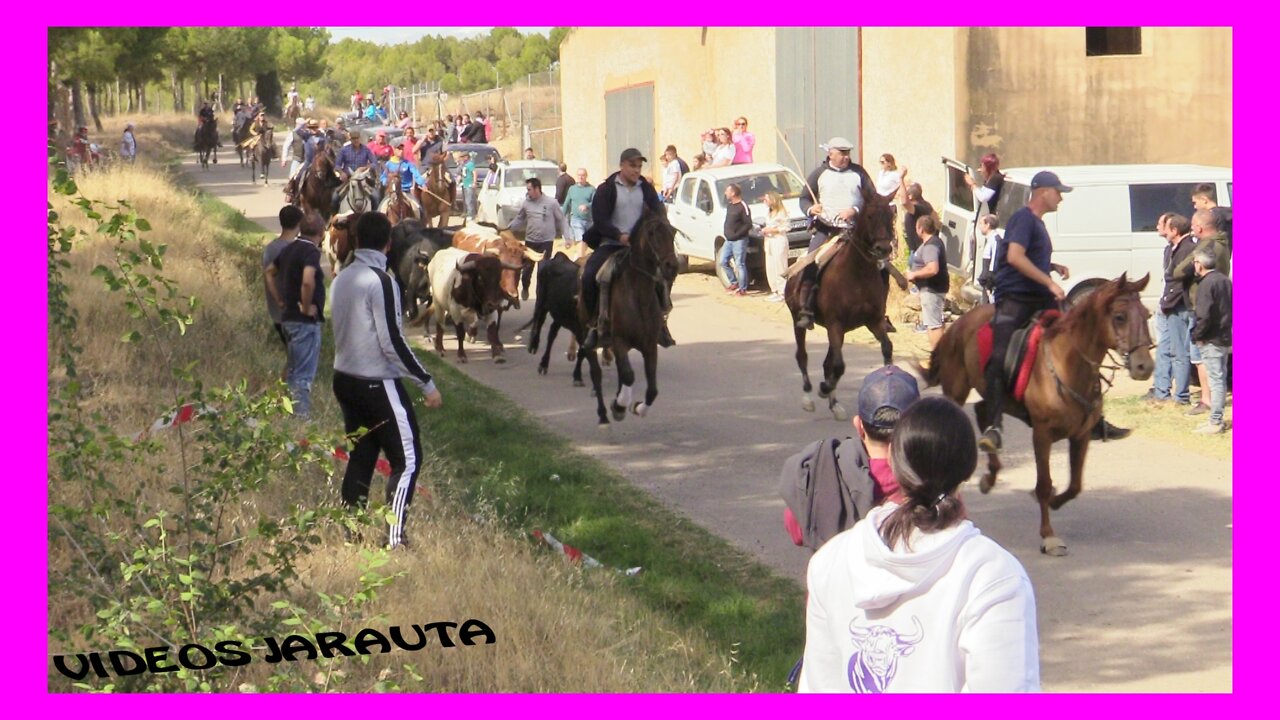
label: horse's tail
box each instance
[915,326,955,389]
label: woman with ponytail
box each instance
[798,396,1039,693]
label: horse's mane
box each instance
[1043,281,1118,341]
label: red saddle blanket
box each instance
[977,310,1061,403]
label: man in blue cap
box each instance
[979,171,1073,454]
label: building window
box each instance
[1086,27,1142,56]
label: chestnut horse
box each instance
[920,273,1153,556]
[380,165,421,226]
[420,153,455,228]
[784,185,897,420]
[576,208,678,427]
[298,147,335,221]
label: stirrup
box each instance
[978,427,1003,453]
[795,311,814,330]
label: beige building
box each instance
[560,27,1232,201]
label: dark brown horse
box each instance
[298,147,336,221]
[249,125,274,185]
[194,119,218,170]
[420,153,455,229]
[576,208,678,427]
[920,273,1153,556]
[784,188,897,420]
[381,166,421,226]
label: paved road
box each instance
[188,154,1232,692]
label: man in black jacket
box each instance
[1190,247,1231,434]
[1148,213,1197,405]
[720,183,752,295]
[580,148,672,351]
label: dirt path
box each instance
[188,155,1232,692]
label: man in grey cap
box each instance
[580,147,671,351]
[793,137,875,329]
[979,170,1073,454]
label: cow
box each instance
[527,251,593,385]
[387,218,453,322]
[425,247,516,363]
[451,223,542,310]
[323,212,364,277]
[845,617,923,693]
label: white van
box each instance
[939,160,1232,308]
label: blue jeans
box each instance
[1198,343,1228,425]
[463,186,476,217]
[720,238,748,291]
[283,321,321,418]
[1152,308,1192,403]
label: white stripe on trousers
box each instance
[383,379,417,547]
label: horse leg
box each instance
[586,349,609,426]
[974,399,1003,494]
[1050,432,1091,510]
[487,320,505,363]
[611,348,634,422]
[819,325,848,421]
[631,344,658,418]
[1031,422,1067,556]
[571,338,586,387]
[795,326,816,412]
[869,322,894,366]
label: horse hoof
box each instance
[1040,537,1069,556]
[573,379,585,387]
[597,422,611,432]
[537,365,547,375]
[818,385,831,399]
[457,355,468,364]
[493,355,506,365]
[611,403,627,422]
[801,396,816,413]
[979,474,995,494]
[831,402,848,422]
[567,350,576,362]
[631,402,649,418]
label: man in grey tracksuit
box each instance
[329,212,444,549]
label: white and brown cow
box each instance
[425,247,517,363]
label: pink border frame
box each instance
[25,10,1248,711]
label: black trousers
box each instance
[581,243,626,318]
[332,371,423,547]
[520,240,553,293]
[983,294,1057,430]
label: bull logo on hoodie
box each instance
[846,616,923,692]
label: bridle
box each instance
[1048,287,1153,412]
[628,214,678,287]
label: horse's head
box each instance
[856,185,896,261]
[1088,273,1154,380]
[633,206,679,283]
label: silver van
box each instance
[940,160,1232,308]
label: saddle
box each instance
[977,310,1061,402]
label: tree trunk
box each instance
[70,79,86,129]
[169,68,181,112]
[87,83,103,131]
[255,71,283,117]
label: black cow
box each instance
[387,219,453,322]
[527,252,592,386]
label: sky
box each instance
[326,27,552,45]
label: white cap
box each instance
[821,136,855,151]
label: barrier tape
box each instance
[531,529,643,577]
[131,403,416,487]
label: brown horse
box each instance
[420,153,455,228]
[920,273,1153,556]
[298,147,335,221]
[784,187,897,420]
[576,208,679,427]
[380,166,421,226]
[249,125,274,185]
[324,211,364,277]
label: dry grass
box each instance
[48,114,756,692]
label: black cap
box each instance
[620,148,647,164]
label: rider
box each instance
[381,139,427,208]
[978,170,1072,454]
[580,148,674,352]
[793,137,874,330]
[333,129,380,210]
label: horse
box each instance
[784,186,897,420]
[249,126,274,185]
[576,208,679,427]
[297,147,336,221]
[380,166,422,226]
[232,117,251,166]
[919,273,1153,556]
[420,153,455,229]
[334,166,380,216]
[324,211,364,277]
[284,101,302,126]
[194,119,218,170]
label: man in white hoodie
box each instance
[799,396,1039,693]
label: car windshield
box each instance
[715,171,804,205]
[504,166,559,189]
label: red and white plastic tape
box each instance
[532,529,642,576]
[130,403,404,482]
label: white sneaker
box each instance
[1192,421,1225,435]
[766,293,785,303]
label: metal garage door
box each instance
[605,83,655,178]
[775,28,860,178]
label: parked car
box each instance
[939,158,1232,312]
[666,163,812,288]
[440,143,503,213]
[475,159,561,227]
